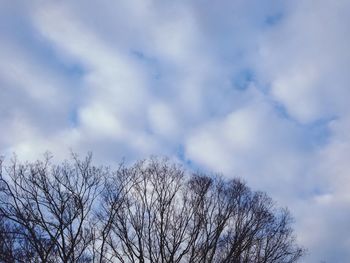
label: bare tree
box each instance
[96,158,304,263]
[0,214,18,262]
[0,155,304,263]
[0,154,104,263]
[93,159,190,263]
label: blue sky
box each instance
[1,1,350,262]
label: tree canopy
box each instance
[0,154,304,263]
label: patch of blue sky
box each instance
[271,100,292,120]
[28,34,86,80]
[131,50,147,60]
[2,12,86,80]
[264,12,283,27]
[274,102,333,146]
[130,49,166,100]
[68,108,79,127]
[303,116,336,147]
[176,144,202,173]
[310,186,332,198]
[264,95,333,156]
[232,69,254,90]
[130,49,161,78]
[176,144,186,162]
[131,55,183,107]
[201,71,254,121]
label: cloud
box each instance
[185,86,311,198]
[256,0,350,123]
[1,1,350,262]
[252,1,350,261]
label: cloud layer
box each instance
[1,1,350,261]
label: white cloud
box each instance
[185,87,310,196]
[1,1,350,262]
[79,103,124,139]
[256,0,350,124]
[148,102,179,138]
[253,1,350,261]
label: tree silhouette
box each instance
[0,155,304,263]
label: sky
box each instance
[1,0,350,262]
